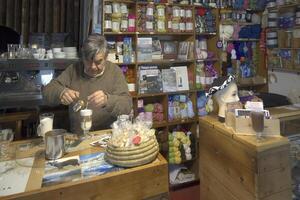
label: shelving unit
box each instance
[217,6,267,91]
[101,0,221,189]
[266,2,300,73]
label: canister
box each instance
[45,129,66,160]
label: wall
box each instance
[268,70,300,103]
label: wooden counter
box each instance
[2,130,169,200]
[199,115,291,200]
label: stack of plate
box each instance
[53,48,66,59]
[63,47,78,59]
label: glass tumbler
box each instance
[0,129,14,161]
[250,111,265,142]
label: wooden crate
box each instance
[199,116,291,200]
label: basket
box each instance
[105,138,159,167]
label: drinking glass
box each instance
[250,111,265,142]
[0,129,14,161]
[37,113,54,143]
[80,109,92,139]
[7,44,16,59]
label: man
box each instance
[43,34,132,134]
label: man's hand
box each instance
[60,88,80,105]
[87,90,108,108]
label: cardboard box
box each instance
[225,112,281,137]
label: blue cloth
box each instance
[239,25,261,39]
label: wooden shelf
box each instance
[169,179,200,191]
[104,31,194,36]
[133,89,197,98]
[193,4,214,8]
[111,62,136,66]
[152,121,168,128]
[136,2,193,7]
[103,32,136,35]
[269,67,300,74]
[133,93,166,98]
[104,0,135,4]
[196,58,218,62]
[227,38,260,42]
[221,21,261,26]
[137,59,194,65]
[267,3,298,10]
[195,32,217,36]
[267,25,300,30]
[268,48,300,50]
[136,32,194,36]
[168,118,198,126]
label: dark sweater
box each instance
[42,61,132,134]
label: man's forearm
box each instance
[42,81,65,105]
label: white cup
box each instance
[37,113,54,140]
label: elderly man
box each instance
[43,34,132,133]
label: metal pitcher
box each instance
[45,129,66,160]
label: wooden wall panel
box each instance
[37,0,45,32]
[60,0,65,32]
[6,0,14,28]
[14,0,21,33]
[0,0,81,47]
[73,0,80,45]
[53,0,60,32]
[21,0,30,44]
[0,0,7,25]
[29,0,38,33]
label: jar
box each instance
[112,2,120,14]
[172,6,180,18]
[156,19,166,32]
[156,5,165,18]
[146,4,154,20]
[128,14,136,32]
[105,4,112,14]
[120,3,128,16]
[185,20,194,32]
[112,18,120,32]
[146,20,154,32]
[172,19,180,32]
[185,9,192,19]
[80,109,93,135]
[121,18,128,32]
[179,20,186,32]
[104,18,112,32]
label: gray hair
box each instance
[81,34,108,61]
